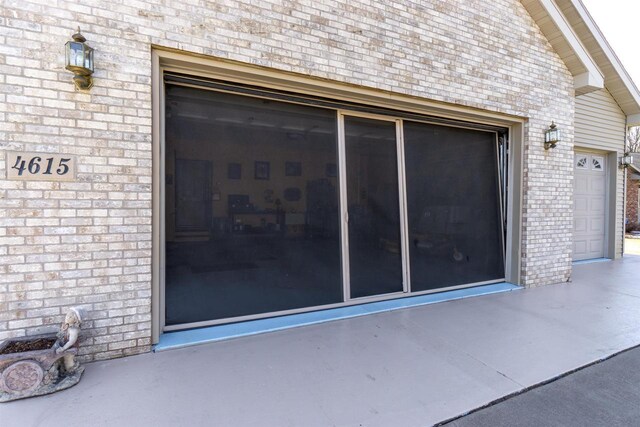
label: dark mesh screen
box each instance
[404,121,505,291]
[345,117,404,298]
[165,85,343,325]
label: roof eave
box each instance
[555,0,640,123]
[521,0,604,95]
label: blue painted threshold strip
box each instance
[154,282,521,352]
[573,258,611,265]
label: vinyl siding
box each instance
[575,89,626,258]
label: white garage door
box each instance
[573,152,607,261]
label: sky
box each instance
[581,0,640,88]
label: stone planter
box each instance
[0,334,84,402]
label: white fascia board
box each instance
[538,0,604,93]
[570,0,640,118]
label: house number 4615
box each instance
[12,156,70,176]
[6,152,76,181]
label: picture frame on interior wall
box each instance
[255,161,270,180]
[227,163,241,179]
[285,161,301,176]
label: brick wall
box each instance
[0,0,574,360]
[627,172,639,229]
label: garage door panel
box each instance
[574,217,588,233]
[590,196,605,213]
[589,218,605,233]
[574,240,588,257]
[575,197,588,212]
[590,176,606,192]
[589,238,604,252]
[575,176,589,193]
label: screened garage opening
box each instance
[163,75,507,330]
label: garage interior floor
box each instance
[2,256,640,427]
[165,235,504,325]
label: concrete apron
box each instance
[2,256,640,427]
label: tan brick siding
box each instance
[0,0,574,360]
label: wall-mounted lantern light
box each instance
[620,153,634,168]
[544,122,561,150]
[65,27,94,90]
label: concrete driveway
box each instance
[625,237,640,255]
[1,256,640,427]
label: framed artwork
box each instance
[227,163,241,180]
[285,161,301,176]
[325,163,337,177]
[254,161,270,180]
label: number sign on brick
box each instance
[6,152,76,181]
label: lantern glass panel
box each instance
[83,46,94,72]
[67,41,85,68]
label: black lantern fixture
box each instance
[544,122,561,150]
[65,27,94,90]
